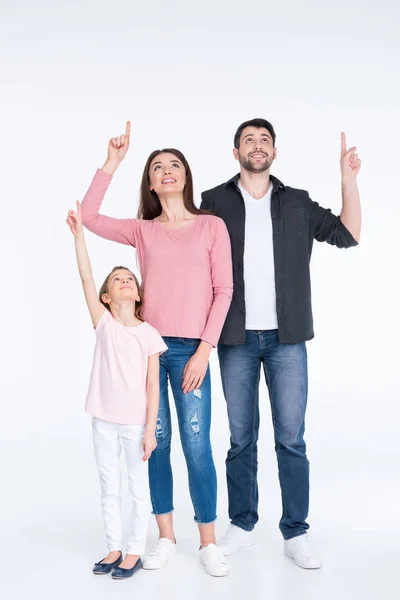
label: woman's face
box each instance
[149,152,186,196]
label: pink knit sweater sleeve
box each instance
[81,169,138,246]
[200,217,233,347]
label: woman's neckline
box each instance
[155,215,201,231]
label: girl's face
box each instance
[149,152,186,196]
[102,269,140,305]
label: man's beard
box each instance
[238,152,273,174]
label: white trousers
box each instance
[92,417,151,555]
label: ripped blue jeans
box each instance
[148,337,217,523]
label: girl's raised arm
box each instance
[66,201,105,328]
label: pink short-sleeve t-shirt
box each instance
[85,310,168,425]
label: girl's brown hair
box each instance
[137,148,204,220]
[98,266,143,320]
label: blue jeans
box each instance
[218,330,309,540]
[148,337,217,524]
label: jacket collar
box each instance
[223,173,285,191]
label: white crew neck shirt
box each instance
[238,181,278,330]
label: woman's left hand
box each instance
[182,342,212,394]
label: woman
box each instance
[81,121,233,577]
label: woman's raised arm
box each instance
[81,121,138,247]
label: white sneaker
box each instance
[284,533,322,569]
[142,538,176,570]
[218,523,255,556]
[199,544,229,577]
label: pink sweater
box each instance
[81,169,233,347]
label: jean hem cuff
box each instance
[231,521,255,532]
[151,508,174,516]
[194,516,217,524]
[282,530,309,541]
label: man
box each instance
[200,118,361,569]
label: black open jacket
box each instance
[201,174,358,345]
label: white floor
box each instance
[2,381,399,600]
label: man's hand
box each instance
[339,132,362,242]
[340,132,361,182]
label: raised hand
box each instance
[106,121,131,166]
[66,201,83,236]
[340,132,361,182]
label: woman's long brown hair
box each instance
[137,148,204,220]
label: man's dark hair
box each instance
[234,118,276,149]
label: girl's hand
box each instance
[66,201,83,236]
[103,121,131,174]
[142,430,157,461]
[182,344,211,394]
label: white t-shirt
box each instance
[238,181,278,330]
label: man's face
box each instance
[234,126,277,173]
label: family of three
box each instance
[66,118,361,578]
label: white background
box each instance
[1,0,399,598]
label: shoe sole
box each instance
[200,560,230,577]
[284,551,322,569]
[112,569,143,579]
[221,541,255,557]
[142,553,176,570]
[142,561,169,570]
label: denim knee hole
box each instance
[190,411,200,434]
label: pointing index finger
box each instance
[341,132,347,157]
[125,120,131,137]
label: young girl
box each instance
[66,201,167,580]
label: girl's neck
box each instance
[158,193,193,223]
[110,303,141,326]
